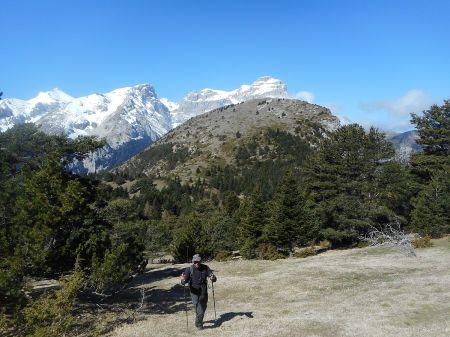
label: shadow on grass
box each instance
[129,266,186,286]
[74,267,189,334]
[204,311,254,328]
[142,283,190,314]
[79,267,185,303]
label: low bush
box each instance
[255,243,285,260]
[0,311,13,336]
[90,240,143,292]
[21,264,83,337]
[356,241,369,248]
[319,240,332,248]
[412,235,433,248]
[240,240,257,259]
[294,247,317,258]
[215,251,231,262]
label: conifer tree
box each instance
[171,212,213,262]
[411,100,450,156]
[264,170,313,249]
[303,124,395,245]
[0,124,144,311]
[409,100,450,235]
[223,191,240,215]
[13,153,101,274]
[0,124,106,302]
[375,160,419,223]
[410,99,450,181]
[410,170,450,237]
[238,188,267,258]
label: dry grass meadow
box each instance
[106,238,450,337]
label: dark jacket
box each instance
[182,264,216,298]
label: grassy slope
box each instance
[109,238,450,337]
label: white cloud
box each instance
[359,89,432,117]
[294,91,314,103]
[323,102,352,125]
[357,117,411,132]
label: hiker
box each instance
[181,254,217,330]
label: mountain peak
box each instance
[235,76,288,99]
[252,76,282,84]
[28,88,74,105]
[168,76,289,127]
[131,83,157,96]
[107,84,157,99]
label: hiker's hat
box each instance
[192,254,202,262]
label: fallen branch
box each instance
[125,287,146,322]
[360,223,416,257]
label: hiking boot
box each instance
[196,325,204,330]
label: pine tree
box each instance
[203,209,238,253]
[0,125,105,303]
[13,153,97,273]
[411,100,450,156]
[375,161,419,223]
[410,99,450,181]
[223,191,240,215]
[238,188,267,258]
[303,124,396,245]
[410,170,450,237]
[409,100,450,235]
[264,170,313,249]
[171,212,213,262]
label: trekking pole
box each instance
[211,278,217,322]
[183,282,189,331]
[184,246,189,331]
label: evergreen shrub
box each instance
[21,264,83,337]
[412,235,433,248]
[319,240,332,248]
[356,241,370,248]
[294,247,317,258]
[255,243,285,260]
[215,250,231,261]
[240,240,257,259]
[90,241,142,291]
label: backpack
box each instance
[188,265,209,286]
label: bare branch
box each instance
[360,223,416,257]
[126,287,146,322]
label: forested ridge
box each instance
[0,100,449,336]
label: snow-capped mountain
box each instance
[0,85,171,172]
[165,76,289,127]
[0,76,289,172]
[0,88,74,132]
[0,85,171,139]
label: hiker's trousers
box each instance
[191,293,208,327]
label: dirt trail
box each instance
[108,239,450,337]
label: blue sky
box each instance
[1,0,449,131]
